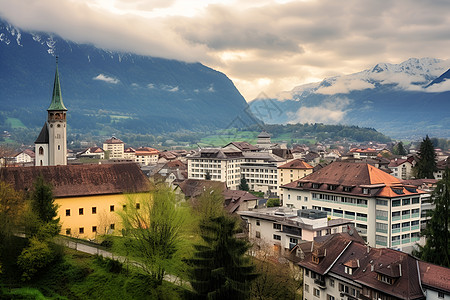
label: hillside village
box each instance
[1,64,450,299]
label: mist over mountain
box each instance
[0,20,256,136]
[250,58,450,139]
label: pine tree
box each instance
[392,141,407,155]
[239,177,249,191]
[205,171,212,180]
[31,176,58,223]
[414,168,450,267]
[415,135,437,179]
[190,216,257,299]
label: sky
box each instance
[1,0,450,101]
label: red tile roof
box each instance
[104,136,124,144]
[278,159,313,170]
[419,261,450,292]
[0,163,149,198]
[175,179,226,198]
[135,147,159,155]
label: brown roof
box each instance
[104,136,124,144]
[0,163,149,198]
[165,160,187,169]
[175,179,226,198]
[282,162,425,198]
[135,147,159,155]
[15,149,35,158]
[278,159,313,170]
[225,142,259,151]
[223,190,260,213]
[419,261,450,292]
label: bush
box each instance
[17,237,54,281]
[267,198,280,207]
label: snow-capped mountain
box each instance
[250,58,450,139]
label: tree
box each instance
[31,176,58,224]
[239,177,249,191]
[189,215,257,299]
[392,141,407,156]
[414,135,437,179]
[118,184,187,285]
[266,198,280,207]
[414,168,450,267]
[205,170,212,180]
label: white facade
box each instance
[15,151,34,163]
[103,137,124,159]
[35,144,49,167]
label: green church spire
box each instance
[47,56,67,111]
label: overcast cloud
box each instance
[0,0,449,100]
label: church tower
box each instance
[35,58,67,166]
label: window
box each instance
[305,283,309,293]
[392,223,400,230]
[392,211,400,218]
[313,288,320,297]
[329,278,335,287]
[273,223,281,230]
[273,234,281,240]
[402,198,410,205]
[92,207,97,214]
[392,199,401,207]
[304,196,308,202]
[302,206,308,210]
[110,224,115,230]
[344,266,353,275]
[65,209,70,216]
[376,199,388,206]
[290,238,298,244]
[327,295,335,300]
[39,146,44,155]
[297,195,301,201]
[255,231,261,238]
[256,220,260,226]
[110,205,115,212]
[438,292,444,299]
[412,197,420,204]
[305,269,309,277]
[65,228,71,235]
[288,194,290,200]
[79,227,84,234]
[92,226,97,233]
[79,208,84,215]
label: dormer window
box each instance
[328,184,338,191]
[345,266,353,275]
[363,188,369,195]
[312,183,320,189]
[377,274,393,285]
[343,186,353,192]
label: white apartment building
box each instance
[186,148,244,190]
[240,152,286,195]
[103,136,124,159]
[135,147,159,166]
[388,157,415,180]
[281,162,430,253]
[238,208,354,255]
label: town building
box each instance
[135,147,159,166]
[280,162,430,253]
[103,136,125,159]
[278,159,314,187]
[388,156,415,180]
[223,141,259,152]
[256,131,272,149]
[186,148,244,189]
[35,60,68,166]
[238,208,355,256]
[123,147,136,159]
[77,146,105,159]
[14,149,35,164]
[0,163,149,239]
[298,233,450,300]
[434,157,450,180]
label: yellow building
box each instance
[1,162,149,239]
[278,159,314,186]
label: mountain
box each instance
[249,58,450,139]
[0,20,257,137]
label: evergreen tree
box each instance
[413,168,450,267]
[190,216,257,299]
[392,141,407,155]
[205,171,212,180]
[239,177,249,191]
[31,176,58,224]
[415,135,437,179]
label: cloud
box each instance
[147,83,156,89]
[426,79,450,93]
[93,74,120,84]
[0,0,450,100]
[288,97,351,124]
[316,77,375,95]
[161,85,179,92]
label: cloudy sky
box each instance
[1,0,449,101]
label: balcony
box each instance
[392,228,400,234]
[411,213,420,219]
[376,228,388,234]
[314,278,326,289]
[402,238,411,244]
[333,212,343,218]
[411,237,420,242]
[402,214,410,220]
[402,226,410,232]
[376,216,388,221]
[376,241,387,247]
[392,240,400,246]
[392,216,401,222]
[282,226,301,237]
[411,225,419,231]
[356,216,367,222]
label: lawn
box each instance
[5,117,26,129]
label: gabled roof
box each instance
[175,179,226,198]
[0,163,149,198]
[47,62,67,111]
[419,261,450,292]
[135,147,159,155]
[223,190,260,213]
[224,142,259,151]
[15,149,35,158]
[35,123,49,144]
[104,136,124,144]
[278,159,313,170]
[257,131,271,138]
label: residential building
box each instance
[278,159,314,186]
[223,190,260,213]
[238,208,355,256]
[187,148,244,189]
[14,149,35,164]
[240,152,286,196]
[78,146,104,159]
[256,131,272,149]
[434,157,450,180]
[35,60,67,166]
[0,163,149,239]
[135,147,159,166]
[123,147,136,159]
[223,141,259,152]
[103,136,125,159]
[299,233,450,300]
[388,156,415,180]
[281,162,430,253]
[348,147,379,159]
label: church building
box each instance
[35,59,67,166]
